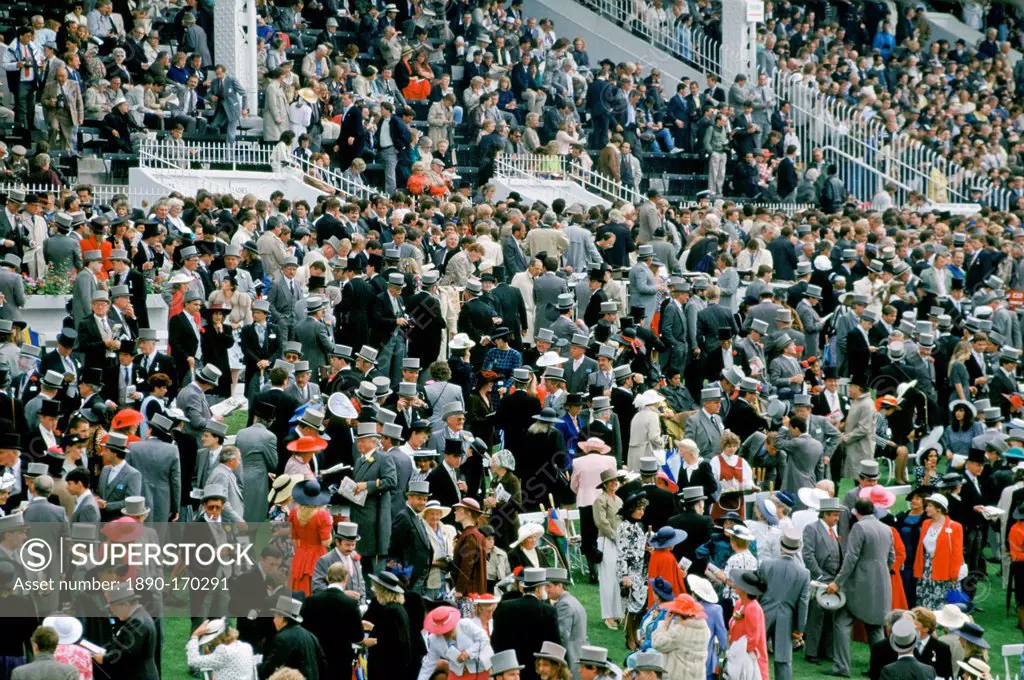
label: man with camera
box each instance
[42,65,84,153]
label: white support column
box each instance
[214,0,258,123]
[721,0,762,84]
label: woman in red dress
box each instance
[288,479,333,596]
[646,527,688,609]
[728,569,769,680]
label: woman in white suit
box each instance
[418,606,492,680]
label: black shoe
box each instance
[825,670,851,678]
[805,656,821,665]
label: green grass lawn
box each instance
[158,424,1024,678]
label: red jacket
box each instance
[913,516,964,582]
[453,526,487,595]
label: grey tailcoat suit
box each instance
[796,298,823,360]
[684,409,723,461]
[125,439,182,522]
[565,356,598,394]
[268,275,304,340]
[98,463,143,519]
[0,268,25,323]
[757,554,810,680]
[177,381,212,440]
[385,447,413,519]
[312,547,366,598]
[802,520,842,659]
[776,432,823,496]
[235,422,278,523]
[207,462,245,521]
[70,268,98,326]
[10,652,79,680]
[555,590,588,676]
[533,272,568,334]
[71,492,101,522]
[22,497,68,614]
[350,449,398,557]
[628,263,658,326]
[293,315,333,378]
[833,513,894,675]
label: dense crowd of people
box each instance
[4,1,1024,680]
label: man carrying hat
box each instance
[351,421,398,573]
[293,296,333,380]
[373,272,411,387]
[388,480,432,591]
[840,374,878,481]
[491,567,561,680]
[97,432,143,521]
[93,584,160,680]
[70,247,101,326]
[757,527,810,680]
[802,496,843,664]
[240,300,283,403]
[547,567,587,676]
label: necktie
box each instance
[829,526,837,541]
[256,323,265,346]
[290,280,297,298]
[123,366,130,390]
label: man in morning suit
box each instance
[95,584,159,680]
[96,432,143,521]
[240,300,283,402]
[490,568,562,680]
[387,480,433,592]
[880,619,937,680]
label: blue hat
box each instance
[648,526,687,550]
[649,576,675,603]
[952,622,988,649]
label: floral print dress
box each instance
[616,519,649,614]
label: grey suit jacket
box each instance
[10,653,78,680]
[802,519,841,581]
[796,299,822,359]
[636,201,661,244]
[684,410,722,460]
[660,299,687,353]
[284,381,321,406]
[23,498,68,523]
[385,447,414,519]
[0,269,24,323]
[424,381,464,431]
[207,463,245,522]
[71,269,99,326]
[194,446,218,490]
[236,423,278,523]
[550,315,579,347]
[757,554,810,663]
[43,233,83,274]
[556,591,588,673]
[268,275,304,335]
[628,263,658,324]
[293,315,333,377]
[776,432,823,494]
[563,225,601,274]
[176,382,211,439]
[534,272,568,333]
[350,449,398,556]
[994,305,1023,349]
[71,492,101,522]
[98,463,143,515]
[834,514,894,625]
[684,297,707,351]
[718,267,740,312]
[312,548,366,599]
[126,439,182,522]
[565,356,598,394]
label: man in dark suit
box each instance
[240,301,283,402]
[668,486,714,566]
[336,91,365,171]
[880,619,937,680]
[336,257,375,352]
[251,367,302,472]
[109,249,150,328]
[732,101,759,157]
[134,328,178,399]
[487,268,528,349]
[259,596,328,680]
[96,585,159,680]
[427,440,465,509]
[696,289,737,355]
[991,349,1019,420]
[167,291,204,386]
[76,292,119,380]
[96,433,143,521]
[230,546,284,654]
[565,334,599,395]
[846,311,876,382]
[299,561,364,675]
[388,480,433,591]
[490,568,562,680]
[638,457,676,532]
[767,227,799,282]
[457,281,497,364]
[912,612,952,680]
[405,271,446,369]
[777,145,799,199]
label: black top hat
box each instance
[252,400,276,423]
[564,393,584,408]
[80,367,104,387]
[444,438,464,456]
[0,433,20,451]
[57,328,78,348]
[967,448,986,464]
[117,339,136,355]
[38,398,61,419]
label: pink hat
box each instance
[424,606,461,635]
[860,485,895,509]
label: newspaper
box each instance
[339,477,367,507]
[494,484,512,504]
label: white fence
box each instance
[576,0,722,77]
[0,182,169,209]
[138,139,376,200]
[495,153,644,204]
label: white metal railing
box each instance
[771,70,1010,209]
[290,154,376,200]
[495,153,643,204]
[493,154,591,203]
[0,182,169,209]
[677,200,817,215]
[574,0,722,77]
[820,144,917,208]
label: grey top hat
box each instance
[282,256,299,268]
[382,423,404,440]
[818,497,842,512]
[555,293,575,310]
[793,393,812,407]
[522,567,549,588]
[41,370,63,388]
[402,357,421,371]
[890,618,918,653]
[180,245,198,259]
[357,346,379,364]
[722,367,744,386]
[283,341,303,355]
[138,328,158,341]
[196,364,223,385]
[859,459,880,478]
[600,301,618,313]
[571,333,590,347]
[270,595,303,622]
[355,422,380,439]
[634,652,667,673]
[204,421,229,438]
[637,244,654,259]
[592,396,612,411]
[253,299,271,313]
[122,496,149,516]
[202,483,228,502]
[103,432,130,453]
[273,359,294,374]
[421,271,440,286]
[332,344,353,359]
[639,457,659,474]
[387,272,405,287]
[333,522,359,540]
[579,646,610,668]
[536,328,555,343]
[407,480,430,496]
[19,345,39,359]
[24,462,48,477]
[750,318,769,335]
[92,290,110,303]
[680,486,706,503]
[534,641,568,665]
[612,364,632,381]
[106,582,140,605]
[299,409,327,431]
[597,344,616,359]
[293,360,311,373]
[357,382,378,402]
[512,367,531,383]
[543,367,565,381]
[375,408,397,425]
[398,382,418,398]
[701,386,722,402]
[490,650,525,676]
[465,279,483,296]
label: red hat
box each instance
[424,606,461,635]
[287,435,329,453]
[101,517,145,543]
[660,594,707,618]
[860,485,896,509]
[111,409,144,430]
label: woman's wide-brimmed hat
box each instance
[268,474,304,505]
[423,606,461,635]
[577,437,610,455]
[511,523,544,548]
[934,603,970,630]
[419,500,451,519]
[860,485,896,510]
[291,479,332,506]
[647,526,687,550]
[686,574,718,604]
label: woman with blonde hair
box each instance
[288,478,333,596]
[186,619,256,680]
[363,572,414,680]
[947,340,972,404]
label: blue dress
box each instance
[941,421,984,460]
